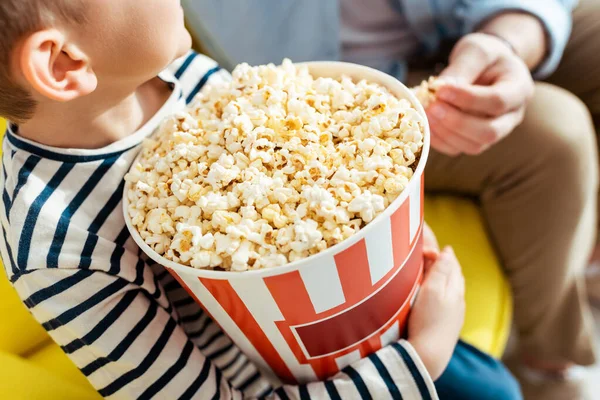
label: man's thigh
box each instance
[424,83,595,197]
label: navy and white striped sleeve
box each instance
[12,268,245,399]
[275,340,438,399]
[11,267,437,399]
[168,50,232,104]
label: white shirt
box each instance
[0,51,436,399]
[340,0,420,67]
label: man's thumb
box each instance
[440,40,490,84]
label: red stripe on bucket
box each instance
[291,237,422,358]
[391,198,411,269]
[264,271,317,323]
[334,238,373,306]
[199,278,297,384]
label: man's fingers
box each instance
[437,81,528,117]
[429,102,495,145]
[429,101,524,148]
[430,131,461,156]
[440,38,499,83]
[429,120,489,156]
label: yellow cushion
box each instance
[0,274,53,355]
[27,342,98,390]
[425,196,513,358]
[0,351,101,400]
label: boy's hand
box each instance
[408,243,466,381]
[423,223,440,260]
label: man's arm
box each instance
[477,12,547,71]
[417,0,580,156]
[418,0,578,78]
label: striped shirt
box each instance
[0,51,437,399]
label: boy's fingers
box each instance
[424,248,439,261]
[423,249,439,273]
[444,247,466,296]
[422,223,440,251]
[432,246,455,275]
[448,263,465,296]
[422,246,461,292]
[422,270,447,295]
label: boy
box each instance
[0,1,519,399]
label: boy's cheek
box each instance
[178,30,194,57]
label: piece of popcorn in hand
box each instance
[411,76,456,108]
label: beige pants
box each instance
[416,0,600,365]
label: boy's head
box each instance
[1,0,192,123]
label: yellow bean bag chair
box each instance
[0,117,511,398]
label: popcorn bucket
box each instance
[125,62,430,384]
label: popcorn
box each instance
[128,60,424,271]
[205,154,241,190]
[290,219,323,253]
[146,208,174,234]
[136,181,155,195]
[257,253,288,269]
[347,190,386,223]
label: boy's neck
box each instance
[17,77,172,150]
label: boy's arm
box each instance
[11,268,437,399]
[12,268,251,399]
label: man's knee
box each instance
[518,83,598,200]
[548,0,600,115]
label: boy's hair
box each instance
[0,1,85,123]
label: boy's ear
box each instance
[18,29,97,102]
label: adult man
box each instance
[184,1,600,398]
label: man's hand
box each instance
[427,33,534,156]
[408,226,465,380]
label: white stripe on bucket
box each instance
[365,216,394,285]
[335,349,362,370]
[229,277,318,383]
[299,254,346,314]
[409,181,421,243]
